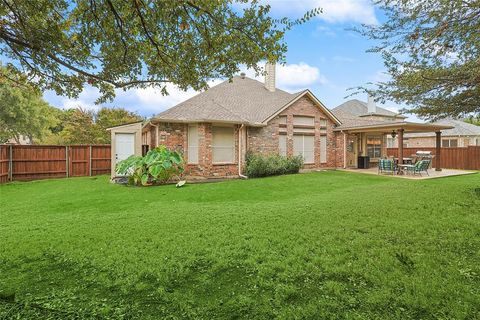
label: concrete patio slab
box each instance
[340,167,477,179]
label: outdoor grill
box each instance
[414,151,434,168]
[415,150,433,159]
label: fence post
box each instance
[8,144,13,181]
[89,145,92,176]
[65,146,69,178]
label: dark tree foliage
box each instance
[0,0,320,102]
[357,0,480,120]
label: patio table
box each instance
[394,157,414,165]
[397,164,410,175]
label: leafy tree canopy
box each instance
[464,115,480,126]
[357,0,480,120]
[0,0,319,103]
[42,106,143,144]
[0,65,56,143]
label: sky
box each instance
[43,0,416,120]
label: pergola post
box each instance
[435,131,442,171]
[397,129,404,165]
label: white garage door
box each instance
[115,133,135,164]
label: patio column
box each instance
[435,131,442,171]
[397,129,404,165]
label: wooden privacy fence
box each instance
[0,144,111,183]
[387,146,480,170]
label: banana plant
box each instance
[115,146,184,186]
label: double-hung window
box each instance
[366,136,382,158]
[212,126,235,163]
[293,135,314,163]
[279,135,287,156]
[442,139,458,147]
[187,124,199,164]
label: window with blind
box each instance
[293,116,314,126]
[442,139,458,147]
[320,136,327,163]
[212,126,235,163]
[279,135,287,156]
[366,136,382,158]
[187,124,199,164]
[293,135,314,163]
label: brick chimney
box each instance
[264,62,276,92]
[367,94,376,113]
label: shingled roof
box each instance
[405,118,480,137]
[154,76,339,126]
[332,99,406,119]
[155,76,301,125]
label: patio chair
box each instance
[378,159,396,175]
[405,160,431,176]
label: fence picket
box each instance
[0,144,111,183]
[386,146,480,170]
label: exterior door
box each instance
[115,133,135,164]
[346,135,358,168]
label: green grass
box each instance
[0,172,479,319]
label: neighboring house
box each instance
[108,64,452,178]
[401,119,480,148]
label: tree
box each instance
[46,106,142,144]
[0,66,55,143]
[357,0,480,120]
[95,107,142,143]
[464,115,480,126]
[0,1,319,103]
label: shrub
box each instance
[115,146,184,186]
[245,152,303,178]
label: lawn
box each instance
[0,171,479,319]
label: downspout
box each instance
[238,124,248,179]
[342,130,347,169]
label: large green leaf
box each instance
[141,174,149,186]
[148,164,162,178]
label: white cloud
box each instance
[44,63,326,116]
[255,0,378,25]
[241,62,327,93]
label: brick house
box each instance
[109,64,453,178]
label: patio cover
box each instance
[333,122,454,171]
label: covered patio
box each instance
[341,167,476,179]
[335,122,454,171]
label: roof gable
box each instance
[263,90,341,125]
